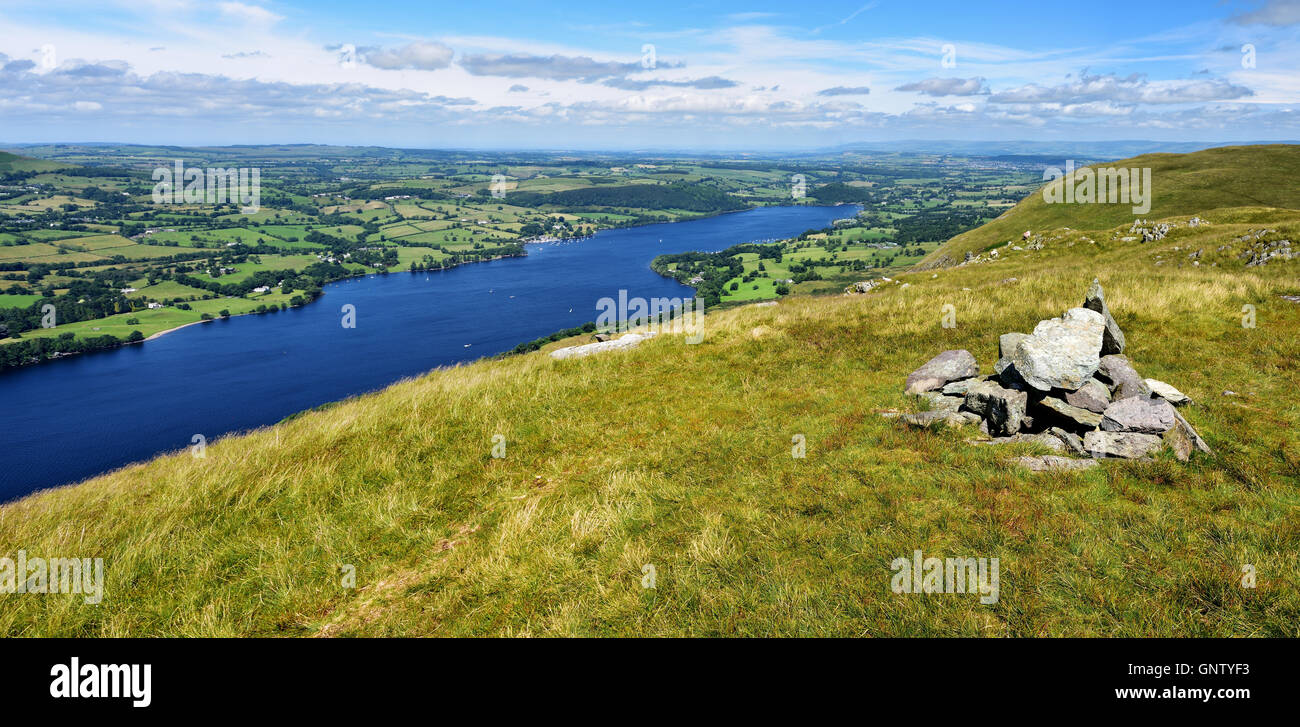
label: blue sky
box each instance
[1,0,1298,149]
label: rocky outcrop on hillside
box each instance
[899,279,1211,468]
[550,332,655,360]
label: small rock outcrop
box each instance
[550,332,654,360]
[899,279,1211,463]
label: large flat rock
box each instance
[1011,455,1100,472]
[1145,378,1192,406]
[1084,430,1164,459]
[904,349,978,394]
[1009,307,1105,391]
[1038,396,1105,429]
[1100,396,1176,434]
[550,332,653,360]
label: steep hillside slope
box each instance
[919,144,1300,267]
[1,151,1298,637]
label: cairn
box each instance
[900,279,1211,469]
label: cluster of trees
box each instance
[891,208,988,244]
[0,329,142,371]
[502,183,748,213]
[0,275,137,338]
[349,186,449,201]
[510,322,597,354]
[652,242,785,306]
[811,182,876,204]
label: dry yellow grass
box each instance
[1,197,1298,636]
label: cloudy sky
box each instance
[1,0,1298,149]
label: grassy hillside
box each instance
[0,151,71,173]
[1,151,1298,636]
[919,144,1300,267]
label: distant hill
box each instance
[825,139,1300,159]
[0,150,75,173]
[919,144,1300,266]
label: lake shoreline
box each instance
[2,202,838,373]
[3,204,863,499]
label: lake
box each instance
[0,204,860,501]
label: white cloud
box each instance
[362,41,454,71]
[1230,0,1300,26]
[895,77,989,96]
[990,72,1253,105]
[217,2,281,27]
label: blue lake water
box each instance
[0,204,860,501]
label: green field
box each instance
[0,293,41,309]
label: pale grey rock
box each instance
[1083,278,1126,355]
[1037,396,1104,429]
[550,332,654,360]
[941,377,986,396]
[1010,308,1105,391]
[1065,378,1111,413]
[1163,422,1193,462]
[963,380,1029,436]
[1097,355,1152,401]
[1084,430,1164,459]
[902,410,975,429]
[1046,427,1086,455]
[1145,378,1192,406]
[1011,455,1099,472]
[994,332,1028,376]
[1100,396,1176,434]
[904,350,979,394]
[974,433,1064,451]
[918,391,964,413]
[1170,408,1212,455]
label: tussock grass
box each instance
[2,181,1298,636]
[920,144,1300,266]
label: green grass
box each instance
[1,145,1297,637]
[921,144,1300,266]
[2,194,1298,635]
[0,293,41,310]
[125,280,214,301]
[190,254,321,284]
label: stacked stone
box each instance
[902,279,1211,462]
